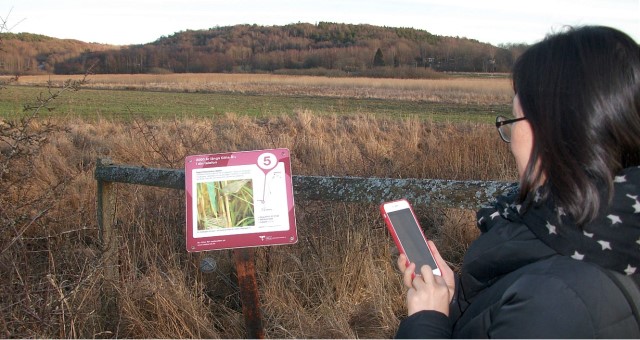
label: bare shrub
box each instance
[0,77,104,337]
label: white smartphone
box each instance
[380,199,441,276]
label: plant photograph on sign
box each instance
[196,179,255,230]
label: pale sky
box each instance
[3,0,639,46]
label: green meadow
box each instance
[1,85,509,122]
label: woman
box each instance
[395,26,640,338]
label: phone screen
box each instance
[387,207,439,274]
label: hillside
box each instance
[0,32,119,74]
[0,23,528,76]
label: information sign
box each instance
[185,149,297,252]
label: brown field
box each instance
[10,73,513,104]
[0,74,516,338]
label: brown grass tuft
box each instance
[118,267,228,339]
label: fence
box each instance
[94,158,516,338]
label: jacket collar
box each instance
[461,197,554,298]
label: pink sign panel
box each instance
[185,149,297,252]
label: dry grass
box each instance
[0,74,517,338]
[1,111,515,338]
[9,73,512,105]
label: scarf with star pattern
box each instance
[488,166,640,277]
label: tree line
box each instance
[0,23,529,77]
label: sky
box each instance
[3,0,639,46]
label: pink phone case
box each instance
[380,199,440,276]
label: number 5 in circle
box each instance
[257,152,278,171]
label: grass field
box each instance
[0,85,510,121]
[2,73,512,121]
[7,73,512,104]
[0,73,517,338]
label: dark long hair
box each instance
[512,26,640,225]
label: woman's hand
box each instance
[397,241,455,316]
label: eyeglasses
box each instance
[495,115,527,143]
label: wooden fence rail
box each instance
[94,158,516,338]
[94,159,517,209]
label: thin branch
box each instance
[0,7,26,35]
[0,207,52,255]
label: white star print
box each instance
[477,216,485,225]
[557,207,566,216]
[546,221,557,234]
[607,214,622,225]
[636,237,640,246]
[534,192,541,202]
[614,175,627,183]
[626,195,640,213]
[515,204,521,213]
[490,211,500,220]
[572,251,585,260]
[583,231,594,238]
[625,265,636,275]
[597,240,612,250]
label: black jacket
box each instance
[397,167,640,338]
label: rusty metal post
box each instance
[233,248,265,339]
[96,158,119,331]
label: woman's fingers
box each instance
[406,264,451,316]
[403,262,416,288]
[427,240,456,296]
[419,264,435,282]
[397,253,408,272]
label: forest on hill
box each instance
[0,22,528,77]
[0,32,119,74]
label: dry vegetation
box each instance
[0,74,516,338]
[11,73,512,105]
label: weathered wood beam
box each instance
[94,158,517,209]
